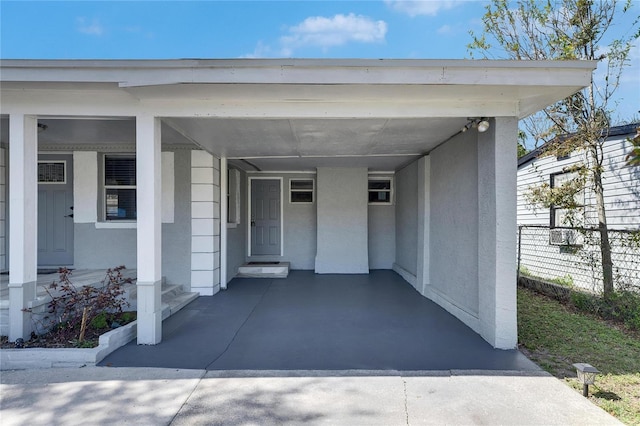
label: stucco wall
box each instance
[369,204,395,269]
[315,167,368,273]
[74,149,191,286]
[430,130,479,316]
[394,161,418,276]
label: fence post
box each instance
[517,225,523,279]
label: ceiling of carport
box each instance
[164,116,467,171]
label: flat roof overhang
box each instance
[0,59,596,171]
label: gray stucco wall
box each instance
[430,130,479,315]
[315,167,369,273]
[369,205,395,269]
[74,149,191,286]
[246,173,317,270]
[226,167,247,279]
[394,161,418,276]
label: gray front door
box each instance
[38,154,74,266]
[251,179,281,255]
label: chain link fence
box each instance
[517,225,640,294]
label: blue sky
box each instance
[1,0,638,123]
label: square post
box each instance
[477,117,518,349]
[8,114,38,341]
[136,115,162,345]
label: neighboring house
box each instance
[517,123,640,289]
[0,59,595,349]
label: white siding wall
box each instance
[0,147,6,271]
[517,130,640,292]
[190,150,221,296]
[517,132,640,229]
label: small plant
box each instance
[25,266,133,344]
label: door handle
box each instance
[251,220,256,227]
[65,214,74,218]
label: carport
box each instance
[1,59,596,350]
[100,271,538,370]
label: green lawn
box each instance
[518,287,640,425]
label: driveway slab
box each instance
[100,271,538,371]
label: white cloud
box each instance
[76,17,104,36]
[280,13,387,54]
[385,0,463,17]
[240,41,274,59]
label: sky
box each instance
[1,0,639,129]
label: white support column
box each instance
[477,117,518,349]
[220,156,228,289]
[8,114,38,341]
[136,115,162,345]
[416,155,431,295]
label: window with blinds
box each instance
[104,155,136,220]
[290,179,314,203]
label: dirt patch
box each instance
[1,311,135,349]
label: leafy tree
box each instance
[469,0,639,296]
[626,127,640,166]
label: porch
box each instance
[99,271,538,371]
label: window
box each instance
[368,178,392,204]
[227,168,241,225]
[38,161,66,183]
[290,179,314,203]
[104,155,136,221]
[550,171,583,228]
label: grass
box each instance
[518,287,640,425]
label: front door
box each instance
[37,154,74,266]
[250,179,281,255]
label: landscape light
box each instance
[573,363,600,397]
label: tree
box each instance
[468,0,639,296]
[626,126,640,166]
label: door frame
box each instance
[247,176,284,257]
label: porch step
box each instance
[126,281,199,320]
[237,262,290,278]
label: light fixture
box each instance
[37,123,48,133]
[573,363,600,397]
[461,118,490,133]
[477,118,490,133]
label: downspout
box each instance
[220,156,228,290]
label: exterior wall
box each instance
[517,132,640,229]
[394,161,418,277]
[430,130,479,317]
[190,151,221,295]
[368,203,395,269]
[0,147,6,271]
[73,150,191,287]
[245,173,317,270]
[517,129,640,291]
[315,167,369,273]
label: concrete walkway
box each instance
[0,367,621,425]
[100,271,537,371]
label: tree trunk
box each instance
[593,168,614,296]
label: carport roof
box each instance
[1,59,596,171]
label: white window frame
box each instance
[289,178,315,204]
[102,154,136,222]
[37,160,67,184]
[368,176,394,205]
[227,168,241,227]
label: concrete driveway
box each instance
[100,270,537,371]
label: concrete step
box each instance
[237,262,290,278]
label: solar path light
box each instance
[573,363,600,397]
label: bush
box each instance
[571,289,640,331]
[25,266,133,343]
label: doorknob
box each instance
[251,220,256,227]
